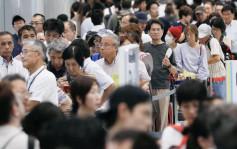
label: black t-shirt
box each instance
[143,42,176,89]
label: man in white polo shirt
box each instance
[0,31,28,81]
[21,39,58,112]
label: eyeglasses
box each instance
[93,39,101,44]
[21,50,38,55]
[14,22,24,26]
[29,22,43,26]
[99,43,115,47]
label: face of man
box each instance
[11,79,29,111]
[196,11,207,23]
[121,15,130,27]
[21,44,40,70]
[148,23,163,41]
[149,4,159,18]
[37,32,46,42]
[198,35,209,44]
[139,1,146,12]
[125,102,152,131]
[100,36,118,59]
[204,3,213,16]
[49,50,63,71]
[222,10,234,25]
[63,22,76,42]
[184,15,192,24]
[0,34,14,60]
[19,30,37,46]
[13,20,26,35]
[31,15,44,33]
[45,30,61,44]
[215,5,223,15]
[138,22,147,31]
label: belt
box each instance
[208,77,226,82]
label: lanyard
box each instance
[28,68,44,91]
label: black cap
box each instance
[12,15,25,25]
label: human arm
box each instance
[59,96,72,112]
[208,54,220,64]
[101,83,115,104]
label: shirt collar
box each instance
[48,61,66,72]
[0,56,14,65]
[83,57,91,70]
[29,65,44,79]
[104,55,118,65]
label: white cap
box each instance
[198,24,212,38]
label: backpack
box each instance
[207,35,237,61]
[104,7,113,29]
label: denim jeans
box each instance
[213,81,226,100]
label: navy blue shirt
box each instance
[47,61,67,79]
[12,34,22,57]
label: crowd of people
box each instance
[1,0,237,148]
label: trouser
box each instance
[213,81,226,100]
[152,89,170,132]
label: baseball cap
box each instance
[12,15,25,25]
[195,6,206,15]
[135,12,148,23]
[198,24,212,38]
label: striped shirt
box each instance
[205,37,225,78]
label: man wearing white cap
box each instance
[198,24,226,99]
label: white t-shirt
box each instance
[0,125,40,149]
[27,66,58,106]
[0,56,29,81]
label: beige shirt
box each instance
[205,37,225,78]
[96,55,151,81]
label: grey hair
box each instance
[47,39,67,54]
[22,39,47,61]
[102,32,120,46]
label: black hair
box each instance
[39,117,106,149]
[138,0,145,5]
[18,25,37,40]
[225,2,236,10]
[215,1,223,7]
[193,0,202,5]
[210,17,226,33]
[65,21,76,32]
[146,19,164,31]
[179,5,194,19]
[21,102,64,138]
[208,104,237,149]
[0,31,14,42]
[146,0,159,11]
[91,9,104,26]
[33,13,45,22]
[3,74,25,82]
[208,12,221,21]
[97,85,150,129]
[69,39,90,58]
[186,106,212,149]
[111,130,158,149]
[43,18,65,35]
[222,6,235,14]
[128,14,138,24]
[174,0,187,9]
[62,46,84,67]
[71,2,80,12]
[0,82,15,125]
[92,2,106,11]
[121,0,132,9]
[204,0,214,6]
[176,80,207,106]
[57,14,68,22]
[70,76,99,114]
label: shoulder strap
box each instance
[109,7,112,15]
[2,131,22,149]
[200,45,202,56]
[220,34,224,42]
[28,136,35,149]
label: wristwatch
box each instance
[167,64,172,69]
